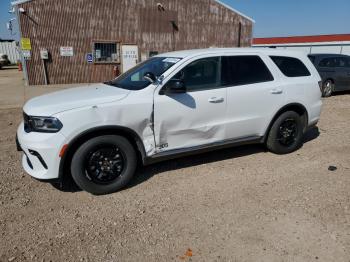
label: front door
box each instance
[121,45,139,73]
[154,56,227,152]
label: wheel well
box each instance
[59,127,147,182]
[264,103,309,142]
[325,78,334,83]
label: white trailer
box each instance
[253,34,350,56]
[0,40,20,64]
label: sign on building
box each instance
[121,45,138,73]
[21,38,31,50]
[40,49,49,60]
[86,53,93,63]
[60,46,74,57]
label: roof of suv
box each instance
[157,48,308,59]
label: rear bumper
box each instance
[17,122,67,180]
[308,100,323,127]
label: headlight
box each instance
[24,113,63,133]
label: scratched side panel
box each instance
[55,86,157,156]
[153,88,228,152]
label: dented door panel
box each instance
[153,89,227,152]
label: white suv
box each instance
[17,48,322,195]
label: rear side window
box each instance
[319,58,333,67]
[221,56,274,86]
[270,56,311,77]
[319,57,341,68]
[319,57,350,68]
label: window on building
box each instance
[173,57,221,91]
[93,42,120,63]
[221,56,274,86]
[270,56,311,77]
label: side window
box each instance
[270,56,311,77]
[221,56,274,86]
[319,58,330,67]
[174,57,220,91]
[338,57,348,67]
[319,57,337,68]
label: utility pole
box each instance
[14,4,29,86]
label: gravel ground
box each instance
[0,93,350,262]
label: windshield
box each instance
[106,57,182,90]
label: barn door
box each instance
[121,45,139,73]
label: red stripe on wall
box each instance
[253,34,350,45]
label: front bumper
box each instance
[17,122,67,180]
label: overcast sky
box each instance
[1,0,349,40]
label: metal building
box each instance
[0,39,20,64]
[253,34,350,56]
[13,0,254,85]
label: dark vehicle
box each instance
[308,54,350,97]
[0,54,10,69]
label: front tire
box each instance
[266,111,304,154]
[71,135,137,195]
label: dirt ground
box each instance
[0,67,81,110]
[0,69,350,262]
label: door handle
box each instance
[208,97,224,103]
[270,89,283,95]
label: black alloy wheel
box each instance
[85,146,126,185]
[276,118,298,147]
[266,111,304,154]
[71,135,137,195]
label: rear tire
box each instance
[322,80,334,97]
[266,111,304,154]
[71,135,137,195]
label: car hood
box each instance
[23,83,130,116]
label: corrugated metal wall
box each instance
[19,0,253,85]
[0,41,20,64]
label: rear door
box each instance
[337,57,350,90]
[223,54,283,139]
[346,57,350,88]
[318,57,338,85]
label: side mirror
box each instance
[143,72,156,83]
[164,79,186,94]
